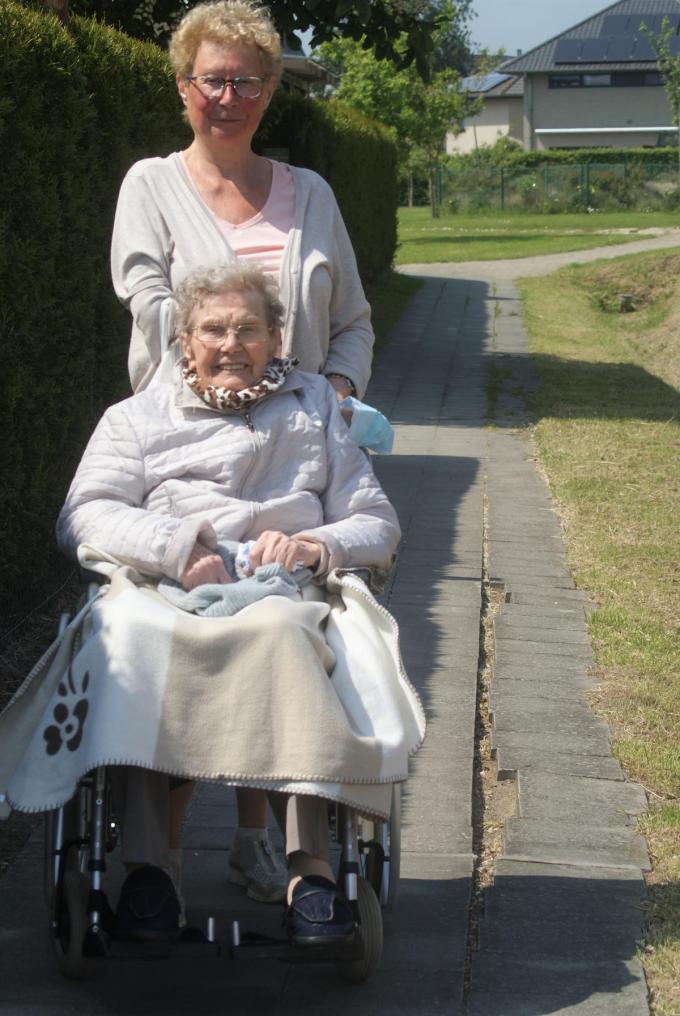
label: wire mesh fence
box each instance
[440,162,680,213]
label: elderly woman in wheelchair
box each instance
[0,262,424,970]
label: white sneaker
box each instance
[227,836,287,903]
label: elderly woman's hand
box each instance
[248,531,321,573]
[181,541,232,590]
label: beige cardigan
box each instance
[111,156,374,395]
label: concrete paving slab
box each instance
[478,916,644,959]
[489,552,571,571]
[492,728,614,756]
[490,678,596,704]
[517,771,648,824]
[490,697,610,735]
[486,858,646,911]
[490,561,574,581]
[497,610,590,630]
[488,531,566,546]
[492,662,596,684]
[495,642,594,666]
[504,817,650,870]
[495,615,591,639]
[495,746,624,780]
[284,965,463,1015]
[505,586,592,604]
[467,969,648,1016]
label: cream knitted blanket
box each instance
[0,555,425,820]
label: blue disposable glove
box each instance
[340,397,394,454]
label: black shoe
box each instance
[115,866,180,943]
[284,875,355,947]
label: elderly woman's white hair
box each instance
[174,262,285,336]
[168,0,283,80]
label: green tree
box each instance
[642,16,680,179]
[34,0,442,73]
[316,24,479,216]
[430,0,474,73]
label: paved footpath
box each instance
[1,239,669,1014]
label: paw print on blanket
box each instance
[43,667,90,755]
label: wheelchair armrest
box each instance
[78,566,110,587]
[335,563,393,596]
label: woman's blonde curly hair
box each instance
[169,0,283,80]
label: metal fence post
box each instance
[500,167,505,210]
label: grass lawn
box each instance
[518,250,680,1015]
[397,207,680,264]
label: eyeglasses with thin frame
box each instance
[191,320,273,346]
[185,74,268,100]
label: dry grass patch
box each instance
[518,249,680,1015]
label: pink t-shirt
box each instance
[210,160,295,276]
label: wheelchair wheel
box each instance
[337,878,383,984]
[53,871,93,980]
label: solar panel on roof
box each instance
[639,15,662,34]
[555,39,583,63]
[670,35,680,55]
[461,72,511,92]
[630,12,680,34]
[581,39,609,61]
[607,35,636,61]
[601,15,631,35]
[631,35,656,60]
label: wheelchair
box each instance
[43,596,402,984]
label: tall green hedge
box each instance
[0,3,398,615]
[446,139,680,175]
[504,147,678,169]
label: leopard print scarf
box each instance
[182,356,299,413]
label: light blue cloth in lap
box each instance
[158,537,313,617]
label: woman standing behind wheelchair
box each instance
[111,0,376,904]
[112,0,372,403]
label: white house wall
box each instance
[447,97,523,154]
[529,74,674,149]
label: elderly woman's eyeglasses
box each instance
[185,75,267,100]
[191,321,272,346]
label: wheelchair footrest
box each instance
[232,930,364,965]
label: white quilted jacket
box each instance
[57,368,400,582]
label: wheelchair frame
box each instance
[44,600,402,984]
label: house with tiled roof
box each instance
[498,0,680,150]
[281,44,338,95]
[447,71,524,154]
